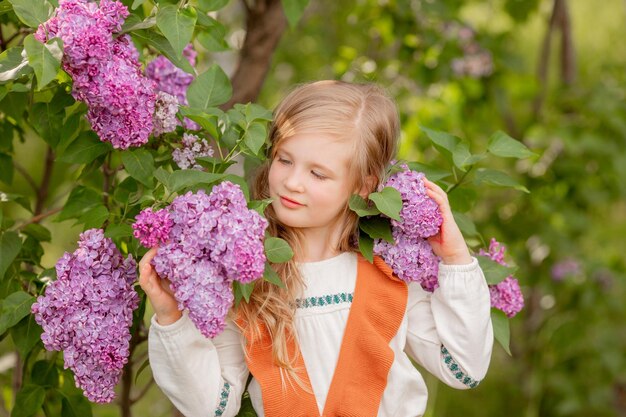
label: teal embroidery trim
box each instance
[441,346,480,388]
[295,292,354,308]
[214,381,230,416]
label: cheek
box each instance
[267,164,280,192]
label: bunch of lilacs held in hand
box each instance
[36,0,156,149]
[31,229,139,403]
[146,44,199,131]
[373,166,443,292]
[172,133,215,170]
[132,181,268,338]
[479,238,524,318]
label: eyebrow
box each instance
[277,149,337,175]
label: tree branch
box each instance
[221,0,288,110]
[17,207,62,230]
[34,147,55,216]
[557,0,576,85]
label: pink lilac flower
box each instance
[382,165,443,239]
[31,229,139,403]
[151,182,268,338]
[551,258,581,282]
[374,230,440,292]
[152,91,179,136]
[479,238,524,318]
[133,207,173,248]
[146,44,199,130]
[172,133,214,170]
[36,0,156,149]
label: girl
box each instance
[139,80,493,417]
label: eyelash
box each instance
[277,157,326,180]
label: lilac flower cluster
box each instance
[172,133,215,170]
[133,207,173,248]
[372,166,442,292]
[444,22,493,78]
[36,0,156,149]
[152,92,180,136]
[479,238,524,318]
[149,181,268,338]
[146,44,198,130]
[31,229,139,403]
[551,258,581,282]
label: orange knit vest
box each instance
[241,255,408,417]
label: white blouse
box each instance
[148,252,493,417]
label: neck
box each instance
[296,221,344,263]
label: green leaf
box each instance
[477,256,517,285]
[0,231,22,280]
[243,122,266,156]
[369,187,402,221]
[487,131,535,159]
[186,64,232,110]
[451,211,478,237]
[57,186,102,221]
[121,149,155,187]
[234,281,255,304]
[78,205,109,229]
[167,170,224,193]
[105,223,133,240]
[348,194,380,217]
[242,103,273,122]
[0,1,13,15]
[405,162,451,181]
[57,132,111,165]
[264,237,294,263]
[474,168,529,193]
[447,187,477,213]
[154,167,171,190]
[131,30,194,74]
[0,153,13,184]
[11,315,42,358]
[263,262,285,288]
[7,0,53,28]
[121,13,156,33]
[282,0,310,28]
[31,360,59,388]
[22,223,51,242]
[197,0,228,11]
[452,142,485,171]
[420,126,460,161]
[0,46,32,82]
[358,233,374,263]
[248,198,273,215]
[11,384,45,417]
[196,14,229,52]
[0,291,35,335]
[60,392,93,417]
[359,217,393,243]
[156,4,197,59]
[491,309,511,355]
[131,0,146,9]
[134,358,150,384]
[179,106,224,138]
[24,35,63,90]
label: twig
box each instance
[17,207,62,230]
[130,378,155,405]
[34,147,55,215]
[13,162,38,192]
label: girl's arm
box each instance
[403,179,493,388]
[139,249,248,417]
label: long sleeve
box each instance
[148,311,249,417]
[404,257,493,389]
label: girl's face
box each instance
[268,132,355,235]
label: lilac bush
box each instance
[479,238,524,317]
[31,229,139,403]
[172,133,215,170]
[35,0,156,149]
[146,181,268,338]
[132,207,173,248]
[152,92,180,136]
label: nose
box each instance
[284,169,305,193]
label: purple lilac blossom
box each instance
[145,44,199,130]
[551,258,581,282]
[133,207,173,248]
[152,182,268,337]
[172,133,214,170]
[31,229,139,403]
[382,166,443,239]
[35,0,155,149]
[479,238,524,318]
[373,230,440,292]
[152,92,179,136]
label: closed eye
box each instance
[277,157,291,165]
[311,171,326,180]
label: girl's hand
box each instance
[423,178,473,265]
[138,247,182,325]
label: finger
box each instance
[138,247,158,271]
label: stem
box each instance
[34,147,55,216]
[17,207,62,230]
[447,165,474,194]
[130,379,155,405]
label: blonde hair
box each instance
[236,80,399,383]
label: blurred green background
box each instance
[1,0,625,416]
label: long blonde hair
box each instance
[236,80,399,381]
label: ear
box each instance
[357,175,378,199]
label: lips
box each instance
[280,196,303,206]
